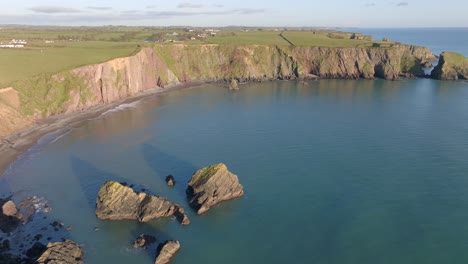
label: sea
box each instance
[1,28,468,264]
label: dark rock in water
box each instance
[0,253,22,264]
[133,234,156,249]
[165,175,175,187]
[186,163,244,214]
[96,181,190,225]
[1,239,10,252]
[155,240,180,264]
[26,242,46,259]
[174,207,190,225]
[37,240,83,264]
[2,201,18,217]
[0,200,22,233]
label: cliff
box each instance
[0,44,434,137]
[431,52,468,80]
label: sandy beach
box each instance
[0,81,210,176]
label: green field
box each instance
[205,31,290,45]
[281,31,373,47]
[0,26,380,87]
[0,41,139,87]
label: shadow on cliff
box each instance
[141,144,198,200]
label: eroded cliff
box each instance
[0,44,435,137]
[431,52,468,80]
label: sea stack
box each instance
[37,240,84,264]
[186,163,244,214]
[165,175,175,187]
[96,181,190,225]
[155,240,180,264]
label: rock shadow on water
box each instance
[70,156,145,210]
[141,144,198,199]
[70,156,183,262]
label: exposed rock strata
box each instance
[431,52,468,80]
[36,240,83,264]
[96,181,190,225]
[155,240,180,264]
[186,163,244,215]
[0,44,436,137]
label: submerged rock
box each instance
[96,181,190,225]
[37,240,83,264]
[186,163,244,214]
[26,242,46,259]
[155,240,180,264]
[133,234,156,250]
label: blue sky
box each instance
[0,0,466,27]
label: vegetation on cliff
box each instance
[431,52,468,80]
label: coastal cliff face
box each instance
[0,44,434,137]
[431,52,468,80]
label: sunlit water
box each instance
[2,79,468,263]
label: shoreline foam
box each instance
[0,80,208,176]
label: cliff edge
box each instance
[431,52,468,80]
[0,44,435,137]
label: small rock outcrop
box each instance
[133,234,156,249]
[155,240,180,264]
[37,240,83,264]
[165,175,175,187]
[229,79,239,90]
[431,52,468,80]
[0,200,21,233]
[186,163,244,215]
[96,181,190,225]
[2,201,17,217]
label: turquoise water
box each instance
[2,79,468,263]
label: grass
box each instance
[281,31,373,48]
[190,163,225,186]
[205,31,290,45]
[0,41,139,87]
[443,52,468,67]
[0,26,392,87]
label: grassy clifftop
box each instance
[431,52,468,80]
[0,40,435,137]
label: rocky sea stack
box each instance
[37,240,84,264]
[431,52,468,80]
[186,163,244,214]
[155,240,180,264]
[96,181,190,225]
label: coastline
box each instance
[0,80,209,177]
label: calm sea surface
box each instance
[2,78,468,264]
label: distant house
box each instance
[0,44,23,48]
[45,40,55,44]
[10,39,27,44]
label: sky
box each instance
[0,0,467,28]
